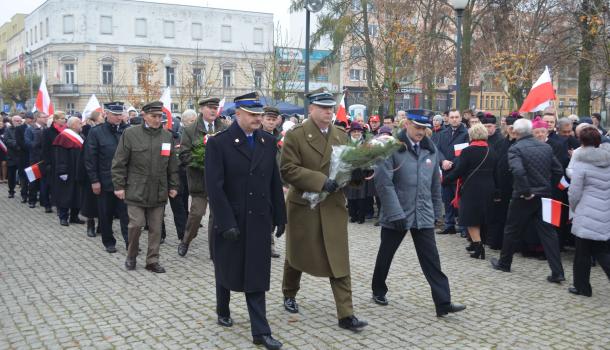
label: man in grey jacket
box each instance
[371,114,466,317]
[491,118,565,283]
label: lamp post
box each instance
[303,0,324,118]
[450,0,468,111]
[163,53,172,87]
[25,51,34,110]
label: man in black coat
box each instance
[435,109,469,235]
[15,113,34,203]
[84,102,129,253]
[4,115,23,198]
[205,92,286,350]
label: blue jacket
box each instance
[25,124,45,164]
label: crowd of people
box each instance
[1,91,609,349]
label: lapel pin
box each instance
[308,134,312,138]
[261,138,265,143]
[235,138,240,143]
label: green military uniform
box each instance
[111,101,179,269]
[179,97,227,258]
[280,117,355,319]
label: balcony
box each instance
[52,84,79,96]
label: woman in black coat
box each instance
[444,123,497,259]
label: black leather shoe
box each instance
[8,193,14,198]
[106,246,117,253]
[21,197,27,203]
[283,297,299,314]
[490,257,510,272]
[28,203,35,208]
[252,335,282,350]
[177,242,189,257]
[372,295,388,306]
[60,219,69,226]
[160,238,165,244]
[568,286,591,297]
[145,263,166,273]
[217,316,233,327]
[338,315,368,332]
[436,303,466,317]
[547,275,566,284]
[125,259,136,271]
[45,206,53,213]
[69,218,85,224]
[437,227,456,235]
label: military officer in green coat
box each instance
[279,88,368,332]
[111,101,179,273]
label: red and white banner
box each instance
[161,142,171,156]
[25,163,42,182]
[519,66,557,113]
[83,94,102,120]
[454,143,469,156]
[335,94,348,124]
[34,75,55,115]
[160,87,172,130]
[542,197,562,227]
[0,139,7,154]
[557,176,570,190]
[217,98,226,116]
[62,129,84,145]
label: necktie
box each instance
[246,135,255,149]
[413,144,419,155]
[208,122,214,133]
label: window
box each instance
[254,70,262,88]
[137,65,146,86]
[35,25,38,43]
[166,67,175,87]
[484,96,489,109]
[368,24,378,37]
[222,69,232,88]
[253,28,263,45]
[135,18,147,37]
[63,15,74,34]
[164,21,175,38]
[361,69,367,81]
[64,64,75,84]
[192,22,202,40]
[193,68,203,87]
[490,96,495,109]
[351,0,360,11]
[102,64,113,85]
[66,102,75,115]
[350,46,364,59]
[40,22,43,40]
[100,16,112,35]
[349,69,361,81]
[221,25,232,43]
[170,103,179,113]
[46,18,49,38]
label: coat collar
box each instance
[228,122,267,169]
[303,120,341,167]
[397,129,435,154]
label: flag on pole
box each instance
[34,75,54,115]
[160,87,172,130]
[217,97,226,116]
[25,163,43,182]
[557,176,570,190]
[454,143,469,156]
[82,94,102,120]
[519,66,556,113]
[335,94,348,124]
[541,197,562,227]
[0,139,7,154]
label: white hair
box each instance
[557,117,572,129]
[512,118,532,137]
[67,116,81,128]
[433,115,444,122]
[181,109,197,119]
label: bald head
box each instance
[11,115,23,126]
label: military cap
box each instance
[407,113,431,128]
[306,88,336,107]
[263,106,280,117]
[234,92,264,114]
[198,97,220,107]
[142,101,164,115]
[104,101,125,114]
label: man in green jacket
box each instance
[111,101,179,273]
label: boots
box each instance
[86,219,96,237]
[465,242,475,252]
[470,241,485,259]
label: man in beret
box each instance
[178,97,227,258]
[112,101,179,273]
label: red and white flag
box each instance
[34,75,54,115]
[161,142,171,156]
[217,97,226,116]
[25,163,43,182]
[542,197,562,227]
[519,66,556,113]
[454,143,468,156]
[557,176,570,190]
[83,94,102,120]
[160,87,172,130]
[335,94,348,124]
[0,139,7,154]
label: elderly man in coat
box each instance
[372,114,466,317]
[205,92,286,350]
[279,88,368,332]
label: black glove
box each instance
[275,224,286,238]
[322,178,339,193]
[221,227,240,241]
[351,168,365,183]
[391,218,407,232]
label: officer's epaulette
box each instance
[214,128,230,136]
[334,125,347,133]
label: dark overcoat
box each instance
[52,131,83,209]
[205,122,286,293]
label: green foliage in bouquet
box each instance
[190,136,207,170]
[340,137,402,170]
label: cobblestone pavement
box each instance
[1,183,609,349]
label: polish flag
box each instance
[34,75,54,115]
[25,163,43,182]
[557,176,570,190]
[0,139,7,154]
[454,143,469,156]
[335,94,348,124]
[541,197,562,227]
[160,87,172,130]
[519,66,556,113]
[161,142,171,156]
[83,94,102,120]
[217,98,226,116]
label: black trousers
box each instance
[97,191,128,248]
[168,192,187,240]
[18,166,28,199]
[58,207,80,221]
[27,177,50,207]
[498,197,564,277]
[216,283,271,337]
[372,227,451,308]
[7,165,18,194]
[348,198,366,221]
[573,237,610,295]
[487,198,509,249]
